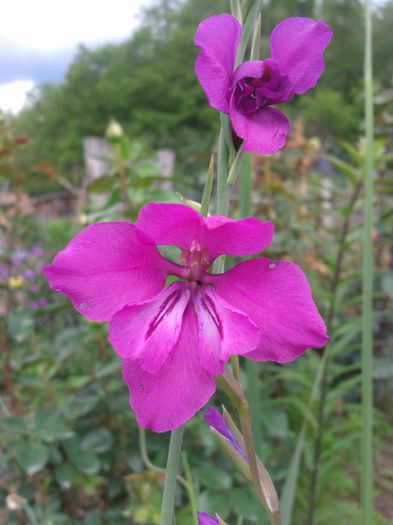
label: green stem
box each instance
[139,427,161,473]
[239,153,262,458]
[216,114,231,216]
[200,154,215,217]
[361,0,374,522]
[22,503,39,525]
[213,113,232,275]
[160,426,184,525]
[182,453,198,525]
[217,372,281,524]
[231,355,241,382]
[305,183,362,525]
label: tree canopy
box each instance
[14,0,393,194]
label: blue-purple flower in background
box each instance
[204,406,247,460]
[197,512,220,525]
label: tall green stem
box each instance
[213,113,232,276]
[216,114,231,216]
[305,183,362,525]
[240,154,262,457]
[361,0,374,522]
[182,453,199,525]
[160,426,184,525]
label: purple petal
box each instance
[229,102,290,154]
[43,222,168,321]
[204,216,274,259]
[136,202,274,262]
[137,202,203,251]
[194,14,240,113]
[232,60,265,84]
[194,288,260,375]
[197,512,220,525]
[204,407,247,460]
[121,304,216,432]
[108,283,190,374]
[210,258,328,362]
[270,17,332,95]
[232,59,293,109]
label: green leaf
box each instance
[55,463,75,488]
[81,429,114,454]
[325,154,358,184]
[262,407,288,439]
[88,175,115,193]
[230,487,258,517]
[15,440,49,475]
[0,416,28,435]
[198,466,232,490]
[7,310,34,343]
[198,490,230,520]
[34,411,74,442]
[66,375,90,389]
[68,449,101,475]
[382,275,393,298]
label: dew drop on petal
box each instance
[269,263,277,269]
[79,303,88,310]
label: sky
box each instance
[0,0,152,113]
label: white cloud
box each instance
[0,0,151,51]
[0,80,35,114]
[0,0,153,113]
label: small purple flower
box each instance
[23,269,35,280]
[30,298,48,310]
[43,202,327,432]
[194,15,332,154]
[204,407,246,460]
[30,246,43,257]
[197,512,220,525]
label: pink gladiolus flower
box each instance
[43,202,327,432]
[194,15,332,154]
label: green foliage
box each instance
[13,0,393,195]
[1,1,393,523]
[298,89,361,143]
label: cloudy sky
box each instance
[0,0,152,113]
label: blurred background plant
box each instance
[0,0,392,524]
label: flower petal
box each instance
[194,13,240,113]
[204,216,274,259]
[137,202,274,261]
[136,202,203,250]
[229,103,290,155]
[43,222,168,321]
[270,17,332,95]
[194,288,260,375]
[204,407,247,460]
[197,512,220,525]
[209,258,328,362]
[121,304,216,432]
[109,283,190,374]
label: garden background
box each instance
[1,0,392,523]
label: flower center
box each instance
[178,240,210,284]
[233,60,291,115]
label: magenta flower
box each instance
[43,202,327,432]
[194,15,332,154]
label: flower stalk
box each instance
[216,372,281,524]
[160,425,185,525]
[361,0,374,521]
